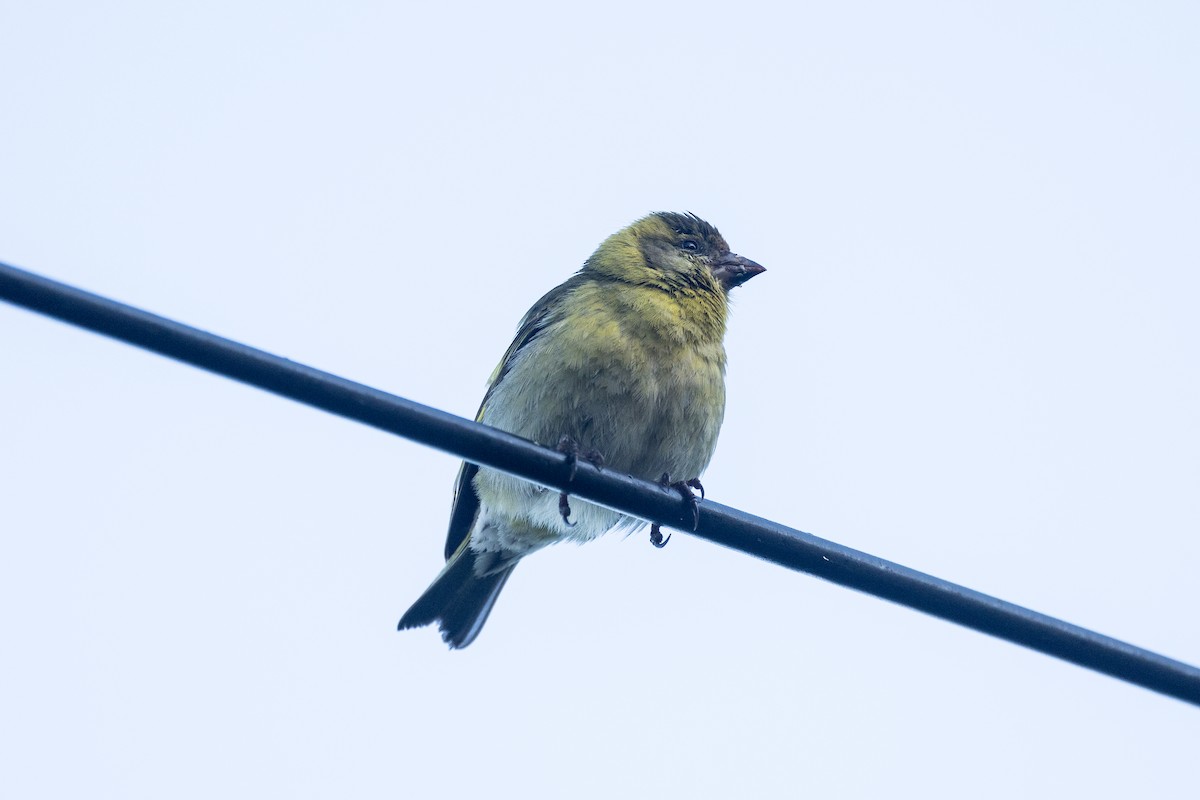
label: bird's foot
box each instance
[558,492,575,527]
[659,473,702,531]
[648,474,704,548]
[556,436,604,527]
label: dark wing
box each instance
[443,462,481,559]
[441,272,589,560]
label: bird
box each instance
[397,211,764,648]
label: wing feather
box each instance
[440,272,590,560]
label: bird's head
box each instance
[586,212,765,293]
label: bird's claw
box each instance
[558,491,576,527]
[648,473,703,547]
[658,473,702,531]
[558,435,580,482]
[556,436,604,527]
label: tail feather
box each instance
[398,546,516,649]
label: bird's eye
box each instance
[681,240,699,252]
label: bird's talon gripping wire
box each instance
[556,437,604,527]
[558,435,580,482]
[648,473,704,546]
[664,475,701,531]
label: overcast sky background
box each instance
[2,3,1198,798]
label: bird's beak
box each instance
[712,253,766,291]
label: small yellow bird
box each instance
[398,212,764,647]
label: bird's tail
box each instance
[398,543,516,649]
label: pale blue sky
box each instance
[2,3,1198,798]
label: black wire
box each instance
[2,259,1199,706]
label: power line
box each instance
[2,259,1198,706]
